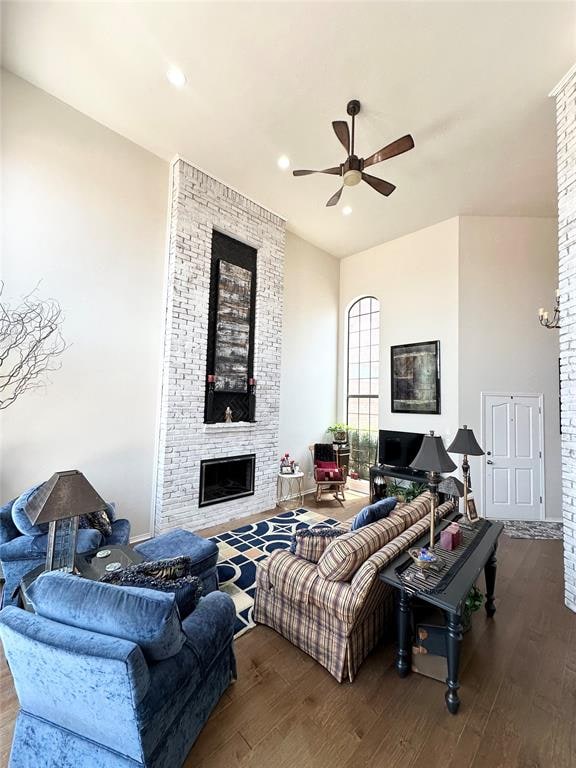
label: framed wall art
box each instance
[390,340,440,414]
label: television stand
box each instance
[369,465,428,503]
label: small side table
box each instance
[19,545,143,611]
[277,471,305,510]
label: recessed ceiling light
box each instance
[166,66,187,89]
[277,155,290,170]
[342,206,353,216]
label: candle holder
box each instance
[248,377,256,422]
[538,290,560,329]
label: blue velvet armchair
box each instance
[0,485,131,608]
[0,572,237,768]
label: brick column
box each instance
[154,158,286,533]
[553,65,576,613]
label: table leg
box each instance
[484,544,497,617]
[445,611,462,714]
[396,589,412,678]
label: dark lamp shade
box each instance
[447,425,484,456]
[410,432,457,473]
[25,470,107,525]
[438,476,465,497]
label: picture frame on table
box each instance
[466,497,479,523]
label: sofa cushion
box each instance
[11,484,49,536]
[351,497,398,530]
[318,515,406,582]
[390,491,432,527]
[28,570,186,662]
[290,524,347,563]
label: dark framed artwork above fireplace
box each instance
[205,230,257,423]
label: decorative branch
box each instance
[0,282,68,410]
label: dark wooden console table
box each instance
[379,514,503,714]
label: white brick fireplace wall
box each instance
[553,65,576,613]
[154,158,286,534]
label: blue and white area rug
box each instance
[209,508,339,638]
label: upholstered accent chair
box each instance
[0,484,131,608]
[254,492,455,682]
[0,571,236,768]
[310,443,347,505]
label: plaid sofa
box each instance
[253,492,455,682]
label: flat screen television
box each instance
[378,430,425,471]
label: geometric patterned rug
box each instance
[209,508,340,638]
[499,520,563,540]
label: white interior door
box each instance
[483,394,543,521]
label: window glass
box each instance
[346,297,380,481]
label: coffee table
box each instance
[19,545,143,611]
[379,513,503,714]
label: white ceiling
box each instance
[2,1,575,257]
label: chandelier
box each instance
[538,290,560,329]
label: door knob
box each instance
[487,459,494,465]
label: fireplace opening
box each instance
[199,454,256,507]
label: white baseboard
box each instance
[130,532,152,544]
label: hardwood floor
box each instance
[1,494,575,768]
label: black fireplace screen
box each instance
[199,454,256,507]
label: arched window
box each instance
[346,296,380,481]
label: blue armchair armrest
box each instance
[106,518,131,546]
[0,528,102,562]
[182,591,236,669]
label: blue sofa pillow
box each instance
[28,570,186,662]
[11,484,49,536]
[351,496,398,531]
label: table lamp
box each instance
[410,431,456,549]
[447,425,484,524]
[25,470,107,572]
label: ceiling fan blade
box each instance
[326,187,343,207]
[362,173,396,197]
[363,134,415,168]
[332,121,350,154]
[292,166,341,177]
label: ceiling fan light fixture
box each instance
[343,169,362,187]
[166,66,187,89]
[277,155,290,170]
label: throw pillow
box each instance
[351,496,398,530]
[290,524,348,563]
[28,570,186,662]
[99,556,203,616]
[317,515,405,581]
[79,508,113,538]
[315,461,343,481]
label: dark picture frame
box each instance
[466,497,479,523]
[391,340,440,414]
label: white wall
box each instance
[339,218,461,447]
[1,71,168,538]
[279,232,339,491]
[459,216,560,520]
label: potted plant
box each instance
[462,585,484,632]
[327,423,352,444]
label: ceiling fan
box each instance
[293,99,414,207]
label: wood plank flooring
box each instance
[1,494,575,768]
